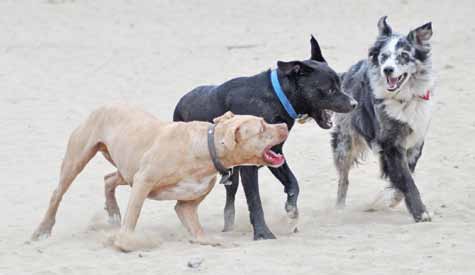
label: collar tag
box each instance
[207,124,233,185]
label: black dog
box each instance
[174,36,357,239]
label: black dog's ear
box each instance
[310,35,326,63]
[407,22,432,48]
[377,16,392,36]
[277,61,314,76]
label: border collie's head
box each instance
[368,16,433,99]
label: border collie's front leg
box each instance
[240,166,276,240]
[380,144,431,222]
[407,142,424,173]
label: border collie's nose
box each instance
[383,67,394,76]
[350,98,358,109]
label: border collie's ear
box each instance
[277,61,314,76]
[310,35,326,63]
[407,22,432,48]
[377,16,392,36]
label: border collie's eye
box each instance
[401,52,410,60]
[380,53,389,61]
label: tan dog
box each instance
[31,104,288,251]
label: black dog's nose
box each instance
[383,67,394,76]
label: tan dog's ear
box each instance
[222,124,240,150]
[213,111,235,124]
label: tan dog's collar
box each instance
[207,124,233,185]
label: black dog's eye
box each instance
[327,89,336,95]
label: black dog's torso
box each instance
[174,70,296,128]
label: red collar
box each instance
[419,90,430,101]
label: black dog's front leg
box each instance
[240,166,276,240]
[380,144,431,222]
[268,146,299,220]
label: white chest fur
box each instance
[150,175,216,201]
[383,97,433,149]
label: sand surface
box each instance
[1,0,475,274]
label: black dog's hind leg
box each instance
[380,143,431,222]
[223,168,240,232]
[240,166,276,240]
[407,142,424,173]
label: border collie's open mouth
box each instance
[262,146,285,167]
[386,73,408,92]
[313,109,334,129]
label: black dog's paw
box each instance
[414,211,432,222]
[253,228,277,240]
[285,202,299,220]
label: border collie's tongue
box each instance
[387,76,398,89]
[263,149,284,166]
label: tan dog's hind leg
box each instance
[113,174,154,252]
[104,171,127,225]
[32,129,99,241]
[175,178,219,246]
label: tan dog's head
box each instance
[213,111,288,168]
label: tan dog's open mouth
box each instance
[263,146,285,167]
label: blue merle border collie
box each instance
[331,16,434,222]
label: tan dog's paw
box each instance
[190,237,222,247]
[113,231,160,252]
[31,222,54,241]
[31,229,51,241]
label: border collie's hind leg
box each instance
[332,130,357,208]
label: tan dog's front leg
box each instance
[175,179,219,246]
[113,176,154,252]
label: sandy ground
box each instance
[1,0,475,274]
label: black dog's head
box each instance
[276,36,357,129]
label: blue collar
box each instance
[270,69,298,119]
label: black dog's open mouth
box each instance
[386,73,408,92]
[312,109,334,129]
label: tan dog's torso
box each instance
[92,104,217,200]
